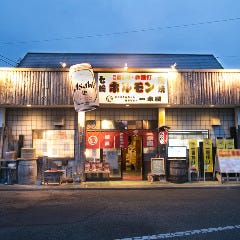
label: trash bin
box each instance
[7,163,17,185]
[18,159,37,184]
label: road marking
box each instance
[115,224,240,239]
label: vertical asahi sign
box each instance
[69,63,99,112]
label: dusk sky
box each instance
[0,0,240,68]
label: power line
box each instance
[0,54,18,64]
[0,54,18,67]
[0,17,239,46]
[0,58,16,67]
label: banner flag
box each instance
[203,138,213,173]
[188,139,198,171]
[216,139,225,149]
[225,138,234,149]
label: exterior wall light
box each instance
[123,63,128,72]
[168,63,178,81]
[60,62,67,68]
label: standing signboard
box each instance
[148,158,165,182]
[215,149,240,183]
[203,139,213,173]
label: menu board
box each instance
[151,158,165,175]
[215,149,240,173]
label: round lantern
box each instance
[69,63,99,112]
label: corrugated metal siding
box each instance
[18,53,223,69]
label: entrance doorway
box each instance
[121,135,142,180]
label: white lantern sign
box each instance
[69,63,99,112]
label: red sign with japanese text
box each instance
[86,130,157,149]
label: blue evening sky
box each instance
[0,0,240,68]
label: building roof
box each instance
[17,52,223,69]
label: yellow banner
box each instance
[188,140,198,171]
[216,139,225,149]
[203,138,213,172]
[225,138,234,149]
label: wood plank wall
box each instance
[0,68,239,106]
[167,70,240,106]
[0,69,73,106]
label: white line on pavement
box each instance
[115,224,240,240]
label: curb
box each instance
[0,181,239,191]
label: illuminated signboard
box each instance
[98,73,168,104]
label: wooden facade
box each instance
[0,68,240,107]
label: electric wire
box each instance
[0,54,18,66]
[0,58,16,67]
[0,17,239,46]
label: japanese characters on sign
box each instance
[203,138,213,173]
[216,149,240,173]
[98,73,168,104]
[86,131,157,149]
[188,139,199,171]
[69,63,99,112]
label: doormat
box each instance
[122,175,142,181]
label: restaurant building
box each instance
[0,53,240,183]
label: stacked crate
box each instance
[18,148,37,184]
[21,148,36,159]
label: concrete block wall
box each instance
[6,108,76,148]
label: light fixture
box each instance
[170,63,177,69]
[26,104,31,107]
[60,62,67,68]
[123,63,128,72]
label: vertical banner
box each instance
[216,139,225,149]
[203,139,213,173]
[225,138,234,149]
[188,140,199,171]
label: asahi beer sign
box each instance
[98,73,168,104]
[69,63,99,112]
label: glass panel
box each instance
[101,120,115,129]
[103,149,121,178]
[143,120,158,129]
[32,130,74,158]
[168,130,209,148]
[115,121,127,130]
[86,120,100,130]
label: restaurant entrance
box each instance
[121,135,142,180]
